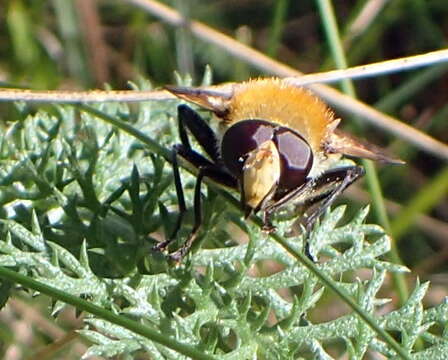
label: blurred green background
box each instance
[0,0,447,358]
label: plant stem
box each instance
[0,266,216,360]
[268,231,412,360]
[315,0,409,306]
[392,166,448,240]
[267,0,289,57]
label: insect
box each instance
[155,78,402,261]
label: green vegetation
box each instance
[0,1,447,359]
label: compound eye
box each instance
[274,128,313,192]
[221,120,275,176]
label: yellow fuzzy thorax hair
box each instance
[226,78,335,152]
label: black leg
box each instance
[168,169,205,261]
[155,106,238,258]
[262,210,276,233]
[263,166,364,228]
[174,106,236,188]
[302,166,364,261]
[301,166,365,232]
[261,166,365,259]
[153,148,187,251]
[177,106,192,150]
[178,105,221,163]
[169,166,231,261]
[154,145,237,252]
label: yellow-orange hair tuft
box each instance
[226,78,335,152]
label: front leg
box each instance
[261,165,365,259]
[299,166,365,233]
[155,105,237,258]
[153,144,237,255]
[177,104,221,163]
[264,165,364,229]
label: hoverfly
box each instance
[155,78,402,260]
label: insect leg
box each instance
[153,148,187,251]
[154,106,236,253]
[299,166,364,260]
[300,166,365,232]
[260,181,312,229]
[154,145,236,252]
[169,166,234,261]
[177,105,221,163]
[262,166,364,260]
[264,166,365,230]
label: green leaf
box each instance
[1,87,447,359]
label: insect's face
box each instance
[221,119,313,210]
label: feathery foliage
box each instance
[1,76,448,359]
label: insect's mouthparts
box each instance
[242,140,281,210]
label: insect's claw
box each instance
[168,251,184,264]
[167,230,199,262]
[153,241,170,252]
[153,234,178,252]
[262,224,276,233]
